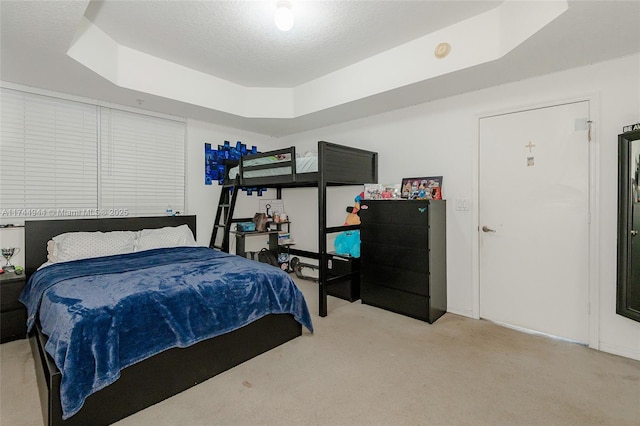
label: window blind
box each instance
[100,108,185,217]
[0,88,98,217]
[0,88,186,220]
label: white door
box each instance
[479,101,590,343]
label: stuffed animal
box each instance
[335,230,360,258]
[335,192,365,257]
[344,192,364,226]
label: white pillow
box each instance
[134,225,196,251]
[46,240,59,263]
[51,231,136,262]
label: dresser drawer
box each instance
[361,262,429,296]
[360,242,428,274]
[1,277,27,311]
[360,223,428,249]
[361,284,433,322]
[360,200,431,226]
[1,308,27,343]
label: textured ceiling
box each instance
[83,0,500,87]
[1,1,639,137]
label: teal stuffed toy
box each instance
[335,230,360,258]
[334,192,364,257]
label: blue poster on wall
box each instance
[204,141,258,185]
[204,143,215,185]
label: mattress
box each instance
[229,155,318,179]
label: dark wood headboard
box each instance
[24,215,196,277]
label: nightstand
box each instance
[0,272,27,343]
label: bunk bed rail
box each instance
[230,142,377,188]
[236,147,298,186]
[319,141,378,184]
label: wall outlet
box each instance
[456,199,470,211]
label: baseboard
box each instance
[599,342,640,361]
[446,306,475,319]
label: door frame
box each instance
[471,94,601,350]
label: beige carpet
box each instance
[1,276,639,426]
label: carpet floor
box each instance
[1,276,639,425]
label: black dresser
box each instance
[359,199,447,323]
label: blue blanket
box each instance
[20,247,312,420]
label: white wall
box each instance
[262,54,639,360]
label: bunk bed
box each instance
[212,141,378,317]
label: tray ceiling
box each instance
[1,1,639,136]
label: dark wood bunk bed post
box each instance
[317,142,378,316]
[317,142,329,317]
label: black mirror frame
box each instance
[617,128,640,322]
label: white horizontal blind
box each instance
[0,88,98,218]
[100,108,185,217]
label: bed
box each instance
[23,215,312,426]
[211,141,378,317]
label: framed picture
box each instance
[401,176,443,200]
[364,183,401,200]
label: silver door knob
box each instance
[631,230,638,237]
[482,226,496,233]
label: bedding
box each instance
[134,224,197,251]
[49,230,136,262]
[20,246,312,420]
[228,154,318,179]
[45,225,197,264]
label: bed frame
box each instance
[24,215,302,426]
[219,141,378,317]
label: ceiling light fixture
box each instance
[274,1,294,32]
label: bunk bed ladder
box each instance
[210,184,238,252]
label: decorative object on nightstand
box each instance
[1,271,27,343]
[1,247,20,273]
